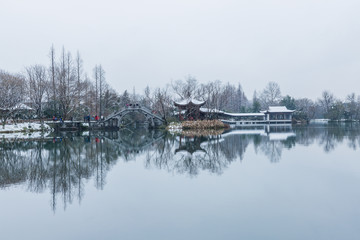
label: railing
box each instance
[221,119,292,125]
[103,105,165,123]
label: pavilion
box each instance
[207,106,294,125]
[261,106,294,123]
[174,99,206,120]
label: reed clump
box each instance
[182,120,227,130]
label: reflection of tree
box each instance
[318,126,342,153]
[102,129,167,162]
[218,134,250,162]
[2,123,360,211]
[292,123,360,153]
[259,141,283,163]
[28,141,47,193]
[133,124,360,173]
[0,141,28,187]
[346,123,360,150]
[0,137,120,212]
[219,126,296,163]
[145,134,243,176]
[258,135,296,163]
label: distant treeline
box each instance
[0,46,119,127]
[1,46,360,125]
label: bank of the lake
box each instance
[0,122,51,134]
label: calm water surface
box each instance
[0,124,359,240]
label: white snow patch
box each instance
[0,131,51,139]
[0,122,51,133]
[167,122,182,134]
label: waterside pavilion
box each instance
[221,106,294,125]
[174,99,206,120]
[173,99,294,125]
[261,106,294,123]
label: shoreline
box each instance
[0,122,51,134]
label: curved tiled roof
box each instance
[261,106,294,113]
[174,98,206,106]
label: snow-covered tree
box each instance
[0,70,26,128]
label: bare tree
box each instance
[295,98,316,120]
[82,74,96,116]
[93,65,99,115]
[98,65,105,117]
[25,65,48,121]
[153,86,172,122]
[200,80,222,110]
[345,93,360,120]
[49,45,57,114]
[260,81,282,108]
[220,83,236,112]
[329,100,345,120]
[141,85,153,109]
[0,71,26,128]
[101,83,119,116]
[56,49,76,119]
[318,90,335,118]
[75,51,83,118]
[93,65,106,117]
[172,75,199,99]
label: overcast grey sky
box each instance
[1,0,359,100]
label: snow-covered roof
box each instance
[199,107,224,114]
[173,110,186,115]
[174,98,206,106]
[261,106,294,113]
[222,112,265,117]
[200,108,264,117]
[14,103,34,110]
[0,103,34,111]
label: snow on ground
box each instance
[82,131,90,136]
[310,119,329,123]
[0,131,51,140]
[0,122,51,134]
[167,122,182,134]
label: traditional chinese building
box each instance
[174,99,206,120]
[261,106,294,123]
[216,106,294,126]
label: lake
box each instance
[0,123,359,240]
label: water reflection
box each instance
[1,123,360,211]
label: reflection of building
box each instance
[222,125,295,141]
[175,136,207,154]
[174,99,206,120]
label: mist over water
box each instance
[1,123,360,240]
